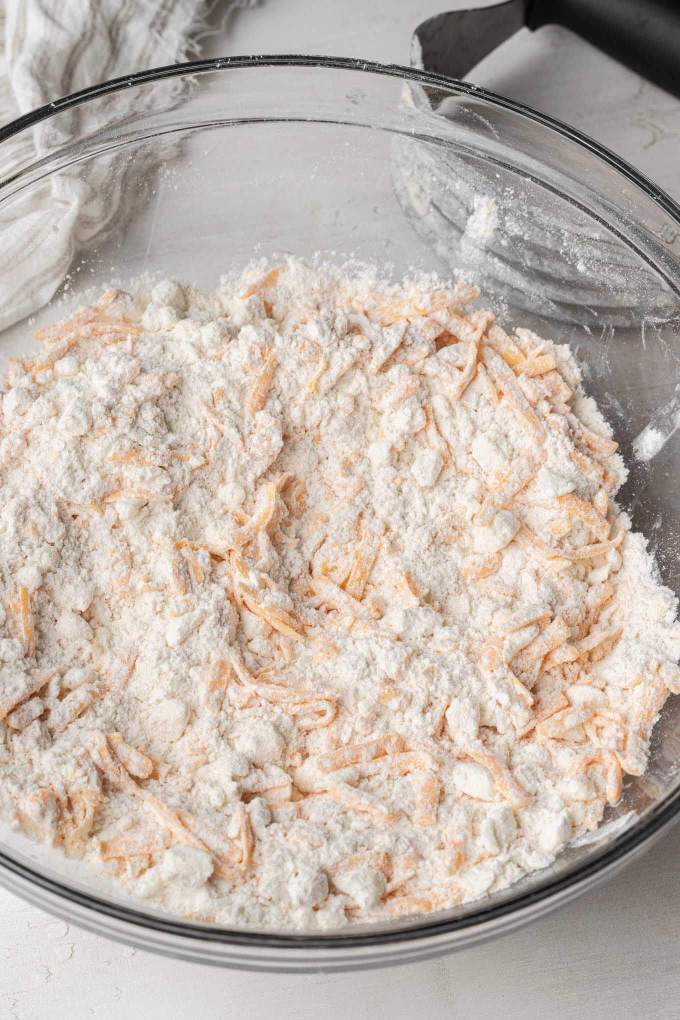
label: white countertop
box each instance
[2,2,680,1017]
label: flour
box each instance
[462,195,498,247]
[633,425,667,462]
[632,388,680,463]
[1,258,679,931]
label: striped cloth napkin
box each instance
[0,0,253,332]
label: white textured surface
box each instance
[1,0,680,1016]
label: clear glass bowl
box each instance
[1,56,679,971]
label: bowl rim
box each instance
[1,52,680,233]
[1,53,680,952]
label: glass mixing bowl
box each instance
[0,56,679,971]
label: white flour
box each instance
[633,425,667,462]
[462,195,498,247]
[1,258,679,930]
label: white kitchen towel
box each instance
[0,0,253,332]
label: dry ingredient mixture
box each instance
[1,259,679,930]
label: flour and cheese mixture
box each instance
[1,259,679,930]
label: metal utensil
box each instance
[393,0,680,322]
[413,0,680,97]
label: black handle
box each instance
[528,0,680,98]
